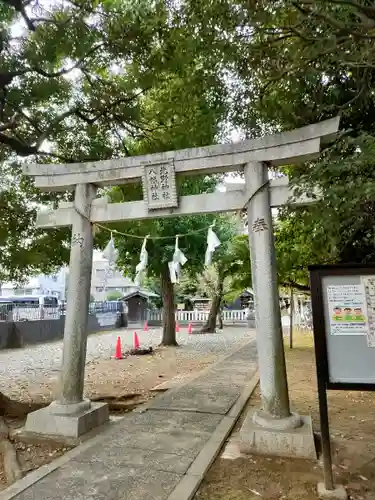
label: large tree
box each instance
[171,217,240,333]
[91,13,229,346]
[0,0,193,160]
[196,221,243,333]
[242,0,375,266]
[197,0,375,267]
[0,0,167,279]
[0,0,231,281]
[181,0,375,134]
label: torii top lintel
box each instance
[23,116,340,192]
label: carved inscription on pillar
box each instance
[252,217,268,233]
[142,161,178,210]
[71,233,84,248]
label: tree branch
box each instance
[29,15,74,28]
[33,108,77,149]
[32,42,104,78]
[292,1,375,39]
[0,43,104,90]
[250,33,296,49]
[297,0,375,21]
[0,87,149,157]
[0,115,18,131]
[7,105,43,135]
[74,94,139,126]
[0,0,36,31]
[0,132,38,156]
[258,36,348,95]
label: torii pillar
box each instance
[239,162,314,458]
[245,162,294,420]
[24,184,109,439]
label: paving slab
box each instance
[75,445,195,474]
[102,427,216,457]
[6,338,258,500]
[104,409,222,435]
[222,346,257,364]
[194,365,256,385]
[151,374,194,392]
[147,384,242,414]
[14,463,181,500]
[203,369,254,386]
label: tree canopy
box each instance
[3,0,375,289]
[0,0,230,281]
[216,0,375,269]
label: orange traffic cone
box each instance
[134,331,140,349]
[114,336,123,359]
[144,320,149,332]
[187,323,192,335]
[176,322,180,333]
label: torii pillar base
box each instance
[24,400,109,442]
[239,410,316,459]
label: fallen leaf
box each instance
[247,487,262,497]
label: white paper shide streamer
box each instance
[168,236,187,284]
[205,225,221,266]
[101,233,119,287]
[101,224,219,288]
[134,236,149,286]
[102,233,119,267]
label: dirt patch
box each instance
[4,345,220,405]
[196,332,375,500]
[0,416,74,490]
[83,346,219,402]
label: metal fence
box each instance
[147,308,252,325]
[175,309,248,323]
[0,303,59,321]
[0,300,124,322]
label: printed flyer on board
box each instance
[327,284,369,336]
[360,276,375,347]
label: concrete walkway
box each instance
[5,340,258,500]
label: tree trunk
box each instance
[218,308,223,329]
[160,265,177,346]
[198,294,222,333]
[199,277,224,334]
[0,416,22,485]
[289,287,294,349]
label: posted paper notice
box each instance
[327,284,369,336]
[360,276,375,347]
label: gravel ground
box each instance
[0,327,255,398]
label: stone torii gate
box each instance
[23,117,339,451]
